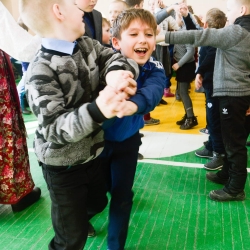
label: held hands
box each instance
[98,70,138,119]
[195,74,203,90]
[96,85,127,119]
[106,70,137,99]
[115,100,138,118]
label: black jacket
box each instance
[83,9,103,44]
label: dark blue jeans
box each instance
[99,132,141,250]
[204,88,225,154]
[218,96,250,193]
[42,158,108,250]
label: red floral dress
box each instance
[0,50,34,204]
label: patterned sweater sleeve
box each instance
[26,55,103,145]
[85,39,140,84]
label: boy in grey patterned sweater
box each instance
[20,0,139,249]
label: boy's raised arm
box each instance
[158,25,245,50]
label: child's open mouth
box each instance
[134,48,148,56]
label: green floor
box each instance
[1,115,250,250]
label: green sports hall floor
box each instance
[1,81,250,250]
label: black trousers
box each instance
[218,96,250,193]
[204,88,225,154]
[42,157,108,250]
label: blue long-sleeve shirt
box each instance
[103,57,166,142]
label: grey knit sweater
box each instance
[25,36,139,166]
[173,26,195,67]
[164,15,250,97]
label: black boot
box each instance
[88,222,96,238]
[176,114,187,125]
[11,187,41,212]
[180,116,198,130]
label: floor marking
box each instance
[138,159,250,173]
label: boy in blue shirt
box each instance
[99,8,165,250]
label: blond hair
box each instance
[206,8,227,29]
[112,8,157,39]
[102,17,111,27]
[19,0,63,35]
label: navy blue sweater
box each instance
[196,46,216,90]
[103,57,165,142]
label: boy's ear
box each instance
[112,37,121,51]
[240,5,247,16]
[52,3,65,21]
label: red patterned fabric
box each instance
[0,50,34,204]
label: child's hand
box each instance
[179,3,189,17]
[106,70,137,98]
[195,74,203,90]
[246,107,250,116]
[172,63,180,71]
[116,101,138,118]
[96,85,127,118]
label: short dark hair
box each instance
[124,0,143,8]
[112,8,157,39]
[206,8,227,29]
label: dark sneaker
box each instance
[138,153,144,160]
[176,114,187,125]
[144,118,160,126]
[195,147,213,159]
[180,116,198,130]
[199,128,209,135]
[204,152,224,170]
[159,99,168,105]
[209,189,245,202]
[206,172,229,185]
[88,222,96,238]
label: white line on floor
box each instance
[138,159,250,173]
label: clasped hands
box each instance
[96,70,138,119]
